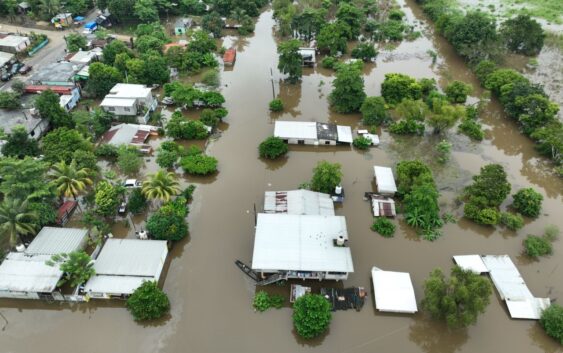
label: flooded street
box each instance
[1,4,562,353]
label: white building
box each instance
[84,239,168,299]
[263,190,335,216]
[0,51,14,68]
[0,227,89,300]
[298,48,316,66]
[252,213,354,281]
[67,47,102,65]
[100,84,157,120]
[274,121,353,146]
[371,267,418,314]
[0,35,30,53]
[373,166,397,195]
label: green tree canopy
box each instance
[142,170,180,202]
[277,39,302,84]
[87,63,123,98]
[292,294,332,339]
[361,96,387,126]
[35,90,74,129]
[259,136,288,159]
[48,160,93,199]
[0,197,38,247]
[127,281,170,321]
[41,128,93,164]
[329,62,366,113]
[95,180,122,217]
[66,33,88,52]
[500,15,544,56]
[1,126,40,158]
[47,251,95,287]
[539,304,563,344]
[310,161,342,194]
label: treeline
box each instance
[416,0,561,171]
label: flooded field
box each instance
[1,4,562,353]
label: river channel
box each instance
[0,3,562,353]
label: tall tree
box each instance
[329,62,366,113]
[35,90,74,129]
[142,170,180,202]
[500,15,544,56]
[0,198,38,247]
[277,39,302,84]
[0,157,52,201]
[87,63,123,98]
[48,160,93,199]
[310,161,342,194]
[1,126,40,158]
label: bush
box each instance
[353,136,372,150]
[540,304,563,344]
[253,291,284,312]
[329,62,366,113]
[146,207,188,241]
[321,56,337,69]
[512,188,543,218]
[180,154,218,175]
[259,136,288,159]
[310,161,342,194]
[477,208,501,225]
[181,185,197,202]
[126,281,170,321]
[156,148,179,169]
[500,212,524,230]
[445,81,472,103]
[544,225,560,242]
[381,73,422,106]
[127,188,147,214]
[202,69,220,87]
[458,118,484,141]
[269,99,284,112]
[371,218,396,237]
[95,144,119,159]
[389,119,425,135]
[361,96,387,126]
[292,294,332,339]
[524,235,552,257]
[351,43,377,62]
[465,164,511,208]
[117,146,142,175]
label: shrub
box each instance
[512,188,543,218]
[371,218,396,237]
[126,281,170,321]
[353,136,372,150]
[476,208,501,225]
[310,161,342,194]
[181,185,197,202]
[524,235,552,257]
[95,144,119,159]
[321,56,337,69]
[381,73,422,105]
[253,291,271,312]
[259,136,288,159]
[544,225,560,242]
[351,43,377,62]
[474,60,498,83]
[436,140,452,164]
[117,146,142,175]
[361,96,387,126]
[202,68,220,87]
[389,119,425,135]
[156,148,179,169]
[540,304,563,344]
[269,99,284,112]
[180,154,218,175]
[146,207,188,241]
[127,188,147,214]
[270,294,285,309]
[46,251,95,287]
[445,81,472,103]
[199,109,219,127]
[465,164,511,208]
[458,118,484,141]
[329,62,366,113]
[293,294,332,339]
[500,212,524,230]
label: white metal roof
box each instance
[453,255,489,274]
[0,35,29,47]
[336,125,353,143]
[481,255,550,319]
[25,227,88,255]
[100,97,136,107]
[274,121,318,140]
[0,51,14,67]
[264,190,335,216]
[0,253,62,293]
[107,83,152,99]
[68,49,101,64]
[371,267,418,313]
[373,166,397,194]
[91,239,168,277]
[252,213,354,273]
[83,275,149,295]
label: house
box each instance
[0,108,49,142]
[83,239,168,298]
[263,190,335,216]
[0,35,30,53]
[100,123,157,152]
[251,213,354,281]
[371,267,418,314]
[298,48,316,67]
[100,83,157,121]
[373,166,397,196]
[59,87,81,111]
[0,51,15,68]
[174,18,192,35]
[51,13,73,28]
[18,2,30,13]
[223,48,236,66]
[365,193,396,217]
[67,47,102,65]
[0,227,89,300]
[274,121,353,145]
[30,62,83,86]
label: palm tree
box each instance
[49,160,93,199]
[142,170,180,202]
[0,198,38,247]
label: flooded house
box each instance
[174,18,192,35]
[66,47,102,65]
[263,190,335,216]
[100,83,158,122]
[0,108,49,145]
[365,193,396,217]
[274,121,353,146]
[298,48,316,67]
[373,166,397,196]
[0,34,30,53]
[99,123,157,153]
[83,239,168,299]
[371,267,418,314]
[0,227,89,300]
[29,61,83,87]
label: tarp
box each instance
[84,22,97,29]
[371,267,418,313]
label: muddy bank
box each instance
[0,6,562,353]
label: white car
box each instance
[123,179,142,188]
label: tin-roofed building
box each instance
[251,213,354,281]
[0,35,30,53]
[274,121,353,146]
[99,123,157,152]
[84,239,168,298]
[100,83,157,121]
[264,190,335,216]
[0,227,89,300]
[30,62,83,86]
[373,166,397,196]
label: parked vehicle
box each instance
[18,64,32,74]
[118,202,127,214]
[10,63,22,76]
[123,179,142,188]
[1,72,11,81]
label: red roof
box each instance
[25,85,73,95]
[223,49,236,64]
[131,129,150,144]
[56,201,78,224]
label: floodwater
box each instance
[1,4,562,353]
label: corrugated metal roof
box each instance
[25,227,88,255]
[453,255,489,274]
[369,195,396,217]
[274,121,318,140]
[92,239,168,277]
[481,255,550,319]
[0,253,62,292]
[252,213,354,273]
[373,166,397,194]
[264,190,335,216]
[101,123,155,146]
[371,267,418,313]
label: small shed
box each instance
[371,267,418,314]
[298,48,316,67]
[223,48,236,66]
[84,239,168,298]
[366,193,396,217]
[0,35,30,53]
[373,166,397,195]
[263,190,335,216]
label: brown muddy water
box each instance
[1,4,562,353]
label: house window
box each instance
[108,107,115,112]
[124,107,131,112]
[325,141,331,145]
[298,140,305,145]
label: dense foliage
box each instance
[422,266,492,328]
[47,251,95,287]
[353,136,372,150]
[500,15,545,56]
[381,73,422,106]
[253,291,284,312]
[329,62,366,113]
[310,161,342,195]
[127,188,147,214]
[361,96,387,126]
[512,188,543,218]
[371,218,396,238]
[146,200,188,241]
[269,99,284,112]
[127,281,170,321]
[524,235,552,258]
[540,304,563,344]
[292,294,332,339]
[500,212,524,231]
[259,136,288,159]
[180,154,218,175]
[445,81,472,103]
[277,39,302,84]
[95,181,122,217]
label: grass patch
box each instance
[545,32,563,50]
[503,0,563,24]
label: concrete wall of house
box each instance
[102,105,138,116]
[0,290,40,299]
[283,138,336,146]
[29,119,50,139]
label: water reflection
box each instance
[409,316,469,353]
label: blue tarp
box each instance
[84,22,97,29]
[74,16,85,21]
